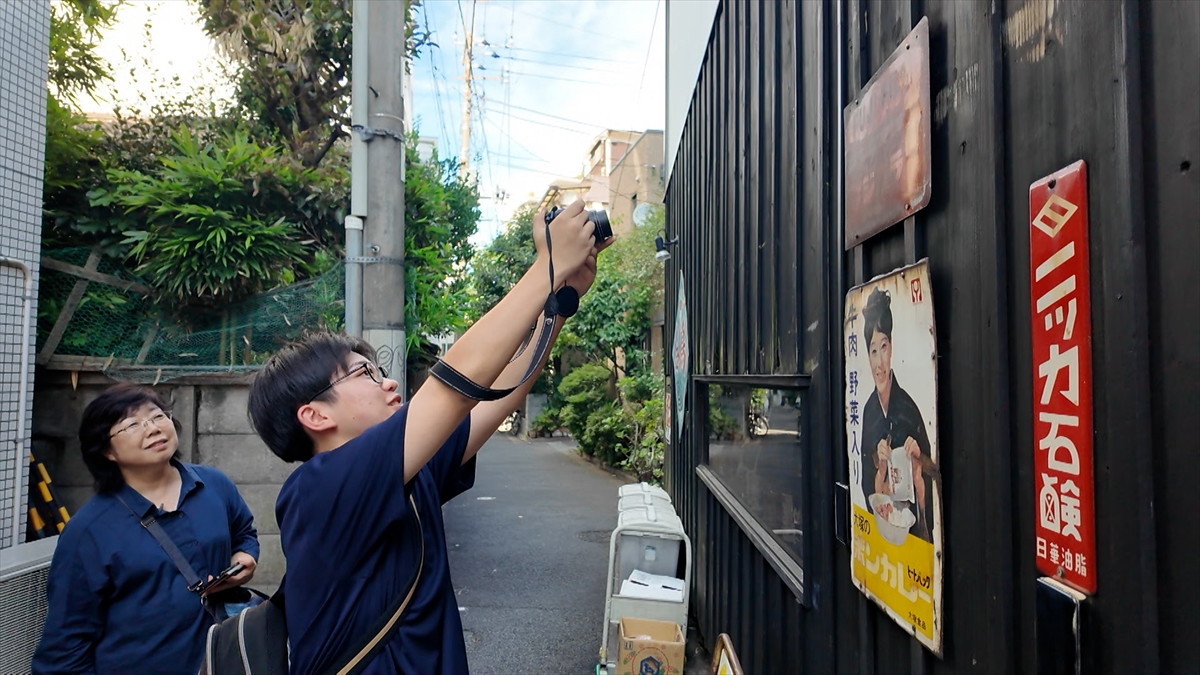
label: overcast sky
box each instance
[79,0,666,246]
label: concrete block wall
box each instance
[32,372,294,593]
[194,384,294,592]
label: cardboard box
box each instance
[617,617,685,675]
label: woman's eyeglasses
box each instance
[308,361,389,403]
[110,411,173,438]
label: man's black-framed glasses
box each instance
[308,361,389,403]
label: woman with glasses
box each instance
[33,383,260,675]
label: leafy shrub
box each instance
[708,385,740,440]
[581,402,635,466]
[96,128,308,310]
[558,362,613,445]
[616,378,665,482]
[530,408,562,437]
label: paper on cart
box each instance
[619,569,685,603]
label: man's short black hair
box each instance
[248,330,377,463]
[80,383,181,494]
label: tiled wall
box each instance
[0,0,49,548]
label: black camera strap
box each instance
[428,217,576,401]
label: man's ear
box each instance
[296,402,337,434]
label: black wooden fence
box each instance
[664,0,1198,672]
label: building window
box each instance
[696,380,808,601]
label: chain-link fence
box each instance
[37,248,344,383]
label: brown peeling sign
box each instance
[844,17,932,249]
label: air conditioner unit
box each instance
[0,538,57,672]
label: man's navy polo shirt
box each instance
[33,461,260,675]
[276,405,476,675]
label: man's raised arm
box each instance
[401,200,597,482]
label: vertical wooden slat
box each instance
[761,0,779,374]
[777,0,800,372]
[746,0,761,375]
[1143,0,1200,672]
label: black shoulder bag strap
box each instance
[116,494,203,590]
[325,493,425,675]
[429,217,578,401]
[115,495,221,619]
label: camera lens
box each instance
[543,206,612,243]
[588,210,612,243]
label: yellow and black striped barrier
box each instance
[27,451,70,540]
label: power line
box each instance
[486,99,610,132]
[505,68,626,87]
[488,108,598,135]
[507,45,638,65]
[511,7,637,45]
[500,54,632,75]
[472,88,496,194]
[421,2,450,144]
[481,112,555,166]
[635,0,661,114]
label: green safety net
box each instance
[37,247,344,383]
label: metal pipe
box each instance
[346,0,370,337]
[1,256,33,544]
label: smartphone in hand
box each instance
[191,562,244,594]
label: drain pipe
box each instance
[344,0,370,338]
[0,256,33,544]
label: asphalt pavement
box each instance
[443,434,628,675]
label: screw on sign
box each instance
[1028,160,1097,594]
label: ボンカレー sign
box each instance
[1029,161,1096,594]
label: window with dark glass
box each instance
[704,384,806,570]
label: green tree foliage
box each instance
[96,128,307,308]
[403,135,479,352]
[42,0,121,250]
[468,202,539,320]
[48,0,121,104]
[194,0,432,167]
[40,0,479,350]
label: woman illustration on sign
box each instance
[860,288,935,543]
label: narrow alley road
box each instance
[444,434,628,675]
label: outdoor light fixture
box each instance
[654,231,679,263]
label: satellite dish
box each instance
[632,202,659,228]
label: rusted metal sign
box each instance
[1029,161,1096,594]
[844,17,932,249]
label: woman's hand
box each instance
[875,439,891,470]
[202,551,256,597]
[905,437,927,510]
[904,436,921,460]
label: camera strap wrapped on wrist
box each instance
[429,218,577,401]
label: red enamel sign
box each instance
[1029,160,1096,593]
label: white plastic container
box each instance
[617,482,672,503]
[600,500,691,675]
[617,491,675,515]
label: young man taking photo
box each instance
[248,201,608,674]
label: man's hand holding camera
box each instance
[534,200,612,294]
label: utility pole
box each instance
[458,0,477,178]
[350,0,408,397]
